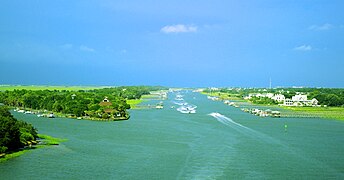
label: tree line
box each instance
[0,106,38,154]
[0,86,167,119]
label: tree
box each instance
[0,106,38,152]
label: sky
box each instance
[0,0,344,87]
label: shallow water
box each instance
[1,91,344,179]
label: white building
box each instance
[283,95,318,106]
[245,93,274,99]
[284,99,294,106]
[245,92,318,107]
[271,94,285,102]
[292,94,308,102]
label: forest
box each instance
[0,86,166,120]
[0,106,38,154]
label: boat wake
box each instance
[208,112,280,145]
[208,112,252,131]
[173,101,188,106]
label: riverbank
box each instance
[127,99,144,109]
[202,92,344,121]
[201,92,243,100]
[127,91,168,109]
[12,108,129,121]
[0,134,66,163]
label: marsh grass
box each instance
[0,134,67,163]
[281,106,344,121]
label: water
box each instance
[1,91,344,179]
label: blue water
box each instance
[1,91,343,179]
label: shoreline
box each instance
[202,92,344,121]
[127,92,168,110]
[12,109,130,122]
[0,134,66,163]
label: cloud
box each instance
[161,24,198,33]
[308,23,333,31]
[60,43,73,49]
[294,45,312,51]
[79,45,95,52]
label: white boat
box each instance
[174,102,187,106]
[177,106,196,114]
[156,105,163,109]
[189,109,196,114]
[48,113,55,118]
[175,97,184,101]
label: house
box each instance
[98,97,117,117]
[271,94,285,102]
[283,95,318,106]
[244,93,274,99]
[292,94,308,102]
[311,98,319,106]
[283,99,294,106]
[99,97,112,107]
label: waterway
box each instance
[1,91,344,179]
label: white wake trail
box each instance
[208,112,253,131]
[208,112,282,145]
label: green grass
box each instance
[0,85,107,91]
[201,92,243,100]
[0,134,67,163]
[0,149,31,163]
[200,91,344,121]
[281,106,344,121]
[37,134,67,145]
[141,94,160,99]
[127,99,144,109]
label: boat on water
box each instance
[174,102,187,106]
[48,113,55,118]
[175,97,184,101]
[156,101,164,109]
[177,106,197,114]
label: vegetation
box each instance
[0,86,167,120]
[202,87,344,120]
[281,106,344,121]
[250,97,278,105]
[0,106,38,154]
[201,91,243,100]
[0,85,104,91]
[37,134,66,145]
[0,107,66,162]
[126,99,144,109]
[203,87,344,107]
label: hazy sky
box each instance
[1,0,343,87]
